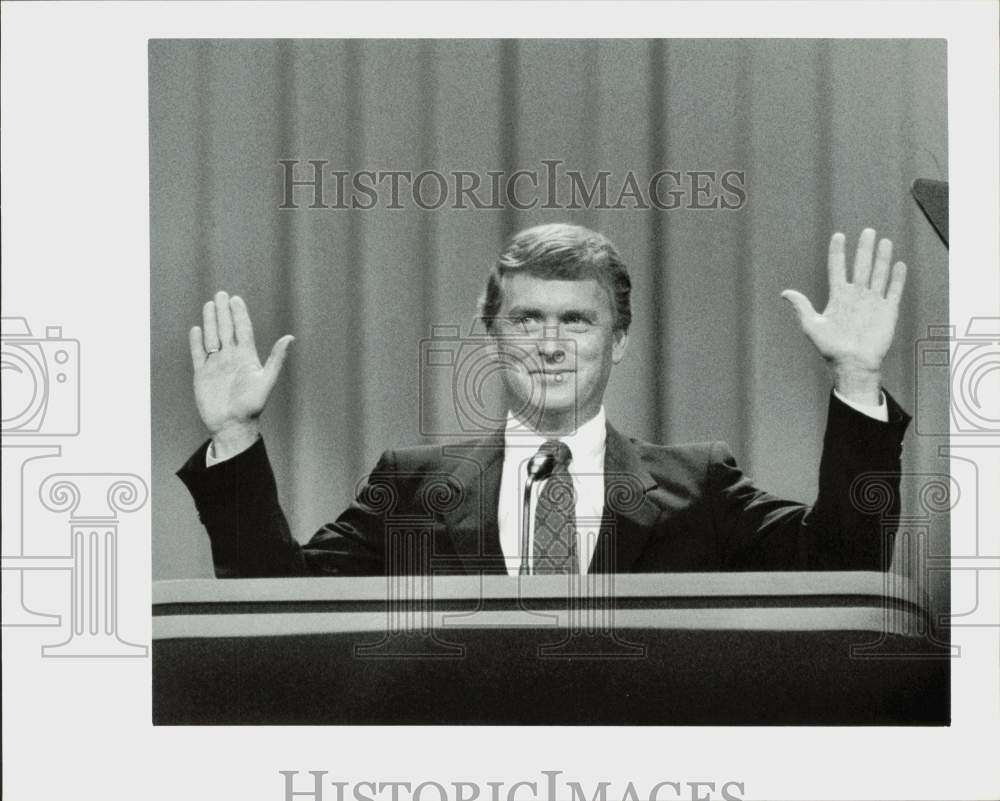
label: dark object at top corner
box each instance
[911,178,949,248]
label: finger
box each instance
[886,261,907,303]
[189,326,207,368]
[780,289,818,327]
[852,228,876,287]
[870,237,893,294]
[215,290,235,346]
[230,295,256,352]
[202,300,221,351]
[827,232,847,291]
[262,335,295,389]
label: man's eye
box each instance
[501,316,536,334]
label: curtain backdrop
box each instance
[150,40,949,613]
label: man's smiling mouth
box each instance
[529,369,576,383]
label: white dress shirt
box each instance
[498,406,609,575]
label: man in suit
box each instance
[179,223,910,577]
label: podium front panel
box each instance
[153,573,949,725]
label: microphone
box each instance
[519,440,564,576]
[526,442,560,482]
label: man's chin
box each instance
[501,375,585,424]
[507,399,580,431]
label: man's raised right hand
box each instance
[189,291,294,461]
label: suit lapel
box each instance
[588,423,662,573]
[439,431,507,574]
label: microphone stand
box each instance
[519,474,538,576]
[519,448,557,576]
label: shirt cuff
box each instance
[205,435,260,467]
[832,388,889,422]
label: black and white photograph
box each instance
[150,38,951,725]
[2,3,998,801]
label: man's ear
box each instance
[611,328,629,364]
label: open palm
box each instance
[782,228,907,376]
[189,291,294,436]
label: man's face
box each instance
[492,273,628,433]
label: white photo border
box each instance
[2,2,998,800]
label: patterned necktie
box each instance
[533,440,578,574]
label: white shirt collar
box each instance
[502,406,607,469]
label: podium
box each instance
[153,572,949,725]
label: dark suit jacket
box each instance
[178,391,911,577]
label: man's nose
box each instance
[535,326,566,360]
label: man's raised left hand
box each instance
[781,228,907,407]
